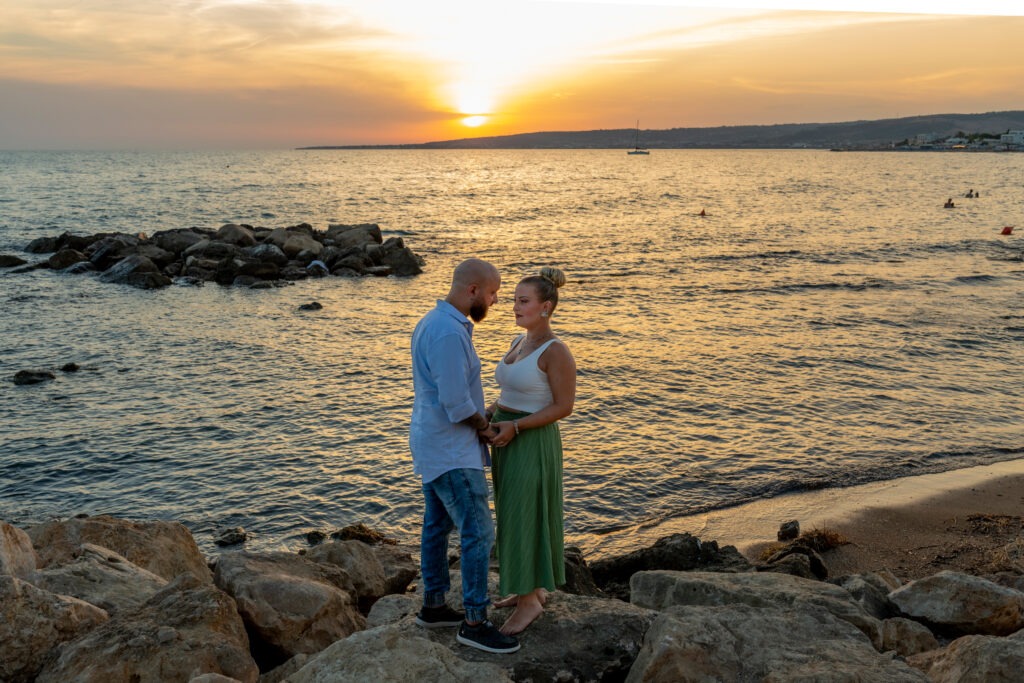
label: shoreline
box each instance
[578,458,1024,578]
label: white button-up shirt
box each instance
[409,300,489,483]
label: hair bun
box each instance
[539,266,566,288]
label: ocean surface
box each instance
[1,149,1022,558]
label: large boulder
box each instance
[0,575,109,683]
[831,571,901,620]
[1,522,38,579]
[881,616,940,657]
[265,229,324,258]
[369,543,418,596]
[625,603,927,683]
[590,533,751,601]
[215,223,257,247]
[27,515,212,582]
[305,540,388,612]
[35,572,258,683]
[0,254,29,267]
[25,235,59,253]
[458,591,658,682]
[86,234,141,270]
[213,551,365,667]
[906,629,1024,682]
[47,248,88,270]
[183,239,241,260]
[99,254,172,289]
[889,570,1024,636]
[326,223,382,249]
[245,242,289,267]
[29,543,169,615]
[152,228,208,255]
[285,623,513,682]
[630,570,883,649]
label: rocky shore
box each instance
[0,222,424,289]
[3,505,1023,682]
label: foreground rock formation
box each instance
[3,515,1024,682]
[1,222,424,289]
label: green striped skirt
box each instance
[491,407,565,596]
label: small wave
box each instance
[953,274,1000,284]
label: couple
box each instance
[408,258,576,654]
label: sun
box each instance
[461,115,488,127]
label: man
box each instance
[409,258,520,654]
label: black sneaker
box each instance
[456,619,521,654]
[415,604,465,628]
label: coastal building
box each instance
[1000,130,1024,146]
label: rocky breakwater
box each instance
[1,222,424,289]
[4,516,1024,682]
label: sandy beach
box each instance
[585,459,1024,582]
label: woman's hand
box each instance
[490,421,517,448]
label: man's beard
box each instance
[469,299,488,322]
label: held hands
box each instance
[488,421,517,448]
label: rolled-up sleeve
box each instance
[425,333,478,424]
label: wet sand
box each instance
[583,459,1024,581]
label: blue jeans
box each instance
[420,467,494,623]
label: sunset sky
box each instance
[1,0,1022,149]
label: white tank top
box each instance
[495,336,558,413]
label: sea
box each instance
[1,149,1022,558]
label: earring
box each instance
[541,311,548,317]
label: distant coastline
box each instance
[298,110,1024,152]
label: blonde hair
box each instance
[521,266,566,313]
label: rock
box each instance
[881,616,940,657]
[152,228,208,255]
[889,570,1024,636]
[380,246,424,276]
[366,593,418,628]
[99,254,172,289]
[25,236,58,253]
[365,265,392,276]
[27,514,213,582]
[60,362,80,373]
[259,654,311,683]
[136,243,177,268]
[758,551,820,580]
[0,522,39,579]
[86,234,140,270]
[35,573,259,683]
[215,527,247,547]
[326,223,382,249]
[305,530,328,546]
[28,542,168,615]
[63,261,96,274]
[305,260,329,277]
[368,543,418,596]
[297,301,323,311]
[216,223,257,247]
[906,629,1024,682]
[13,369,56,385]
[183,239,242,260]
[833,572,899,620]
[778,519,800,541]
[0,254,29,267]
[280,265,308,280]
[282,234,323,259]
[47,248,87,270]
[245,242,289,266]
[0,575,109,683]
[459,591,657,682]
[305,540,387,611]
[630,570,883,649]
[213,551,365,668]
[285,623,513,683]
[562,545,604,597]
[189,674,244,683]
[590,533,751,601]
[625,603,927,683]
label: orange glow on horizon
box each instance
[461,115,488,127]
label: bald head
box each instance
[452,258,500,288]
[447,258,501,322]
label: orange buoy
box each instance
[1002,226,1014,235]
[699,209,706,216]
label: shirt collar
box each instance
[436,299,474,335]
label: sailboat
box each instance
[627,120,650,155]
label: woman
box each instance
[487,266,576,636]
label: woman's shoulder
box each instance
[538,337,575,368]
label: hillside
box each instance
[301,111,1024,150]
